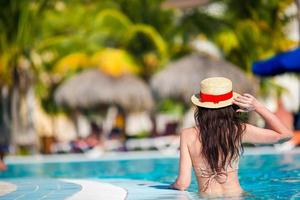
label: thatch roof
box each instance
[150,54,256,103]
[55,69,154,112]
[112,75,155,112]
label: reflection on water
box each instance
[188,190,255,200]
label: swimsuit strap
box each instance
[195,167,237,192]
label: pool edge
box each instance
[5,147,300,164]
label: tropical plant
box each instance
[0,0,50,149]
[115,0,189,59]
[49,6,170,80]
[179,0,297,73]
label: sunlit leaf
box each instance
[91,48,140,77]
[52,52,89,74]
[215,30,239,53]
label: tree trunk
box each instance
[10,62,37,153]
[11,82,20,151]
[0,86,11,148]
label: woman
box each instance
[171,77,293,197]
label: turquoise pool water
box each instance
[1,152,300,199]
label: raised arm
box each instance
[233,94,293,144]
[171,129,192,190]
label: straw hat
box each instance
[191,77,240,109]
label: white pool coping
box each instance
[0,181,17,196]
[63,179,127,200]
[4,147,300,164]
[0,179,128,200]
[0,178,192,200]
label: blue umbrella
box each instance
[252,48,300,76]
[252,48,300,128]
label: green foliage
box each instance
[179,0,296,73]
[220,0,296,72]
[38,3,172,77]
[93,9,132,47]
[259,78,288,98]
[0,0,47,84]
[115,0,192,59]
[157,99,186,116]
[116,0,176,39]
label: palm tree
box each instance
[178,0,297,73]
[0,0,48,149]
[51,8,170,80]
[0,0,71,150]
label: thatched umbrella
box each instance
[150,54,256,103]
[55,69,112,109]
[55,69,154,112]
[112,75,154,112]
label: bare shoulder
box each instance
[180,127,198,142]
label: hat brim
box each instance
[191,92,240,109]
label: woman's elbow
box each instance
[273,130,293,143]
[281,130,294,141]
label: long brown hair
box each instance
[194,105,245,172]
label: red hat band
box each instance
[200,91,233,104]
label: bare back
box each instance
[184,127,243,197]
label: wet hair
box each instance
[194,105,246,172]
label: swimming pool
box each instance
[1,149,300,199]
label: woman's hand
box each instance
[170,181,184,190]
[238,93,293,144]
[170,182,177,190]
[233,93,261,113]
